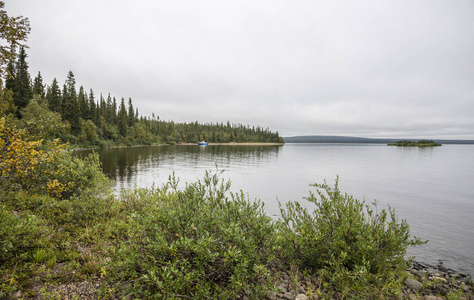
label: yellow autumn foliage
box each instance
[0,117,71,197]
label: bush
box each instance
[0,117,107,198]
[67,187,119,228]
[110,171,277,299]
[43,151,108,199]
[277,177,426,297]
[0,208,46,263]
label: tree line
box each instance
[3,47,283,147]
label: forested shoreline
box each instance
[4,49,282,148]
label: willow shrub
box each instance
[110,171,277,299]
[0,117,107,199]
[0,209,46,264]
[277,177,426,297]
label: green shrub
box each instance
[277,177,426,297]
[0,118,107,199]
[110,171,277,299]
[0,208,45,263]
[40,151,108,199]
[67,188,120,228]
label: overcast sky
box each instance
[7,0,474,139]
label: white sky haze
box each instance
[7,0,474,139]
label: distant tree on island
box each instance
[387,140,442,147]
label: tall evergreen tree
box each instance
[118,97,127,136]
[128,97,134,126]
[62,71,80,133]
[78,85,89,120]
[89,88,96,124]
[13,46,32,112]
[99,93,106,122]
[33,71,45,98]
[46,78,61,113]
[105,93,113,124]
[112,96,117,125]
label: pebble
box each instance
[430,276,448,283]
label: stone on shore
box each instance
[423,296,443,300]
[295,294,307,300]
[404,278,423,291]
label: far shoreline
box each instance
[178,142,285,146]
[70,142,284,151]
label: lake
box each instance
[75,143,474,275]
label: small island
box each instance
[388,140,442,147]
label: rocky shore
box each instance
[402,261,473,300]
[262,261,473,300]
[6,260,473,299]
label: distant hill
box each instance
[283,135,474,144]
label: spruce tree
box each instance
[78,85,89,120]
[61,84,67,115]
[89,88,96,124]
[62,71,80,134]
[99,93,106,123]
[128,97,134,126]
[13,46,33,112]
[45,78,61,113]
[118,97,127,136]
[112,97,117,125]
[33,71,45,98]
[106,93,112,124]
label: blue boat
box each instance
[198,141,208,146]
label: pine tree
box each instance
[13,46,32,112]
[45,78,61,113]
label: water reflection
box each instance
[75,145,282,186]
[73,144,474,275]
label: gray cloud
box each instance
[7,0,474,139]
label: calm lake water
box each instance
[76,143,474,275]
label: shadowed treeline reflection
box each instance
[74,145,282,184]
